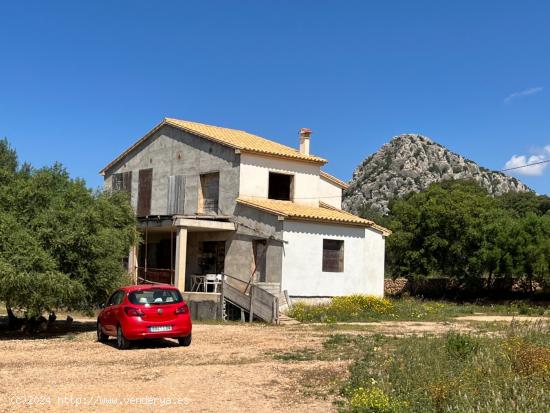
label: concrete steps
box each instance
[278,313,300,325]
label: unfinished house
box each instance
[101,118,390,321]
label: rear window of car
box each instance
[128,289,183,305]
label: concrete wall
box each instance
[363,227,386,297]
[239,153,321,207]
[103,125,240,216]
[224,204,284,284]
[319,176,343,209]
[181,292,221,321]
[280,220,385,297]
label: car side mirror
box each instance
[100,303,106,309]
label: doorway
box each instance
[253,240,267,282]
[199,241,225,274]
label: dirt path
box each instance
[454,315,549,322]
[0,322,343,413]
[309,315,549,335]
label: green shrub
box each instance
[445,332,480,360]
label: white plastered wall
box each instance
[239,153,321,206]
[319,176,343,209]
[281,220,385,297]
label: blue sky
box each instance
[1,1,549,194]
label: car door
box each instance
[102,291,123,335]
[110,290,126,332]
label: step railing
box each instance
[220,273,279,324]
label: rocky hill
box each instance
[342,134,531,215]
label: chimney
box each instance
[299,128,311,155]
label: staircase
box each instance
[221,274,279,324]
[254,282,281,296]
[254,282,294,309]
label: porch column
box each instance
[175,227,188,291]
[128,245,138,284]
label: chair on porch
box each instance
[204,273,222,293]
[191,275,205,292]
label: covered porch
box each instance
[130,216,236,293]
[127,215,281,322]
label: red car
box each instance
[97,284,192,349]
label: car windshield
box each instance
[128,288,183,305]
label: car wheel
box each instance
[116,325,130,350]
[178,334,192,347]
[97,321,108,343]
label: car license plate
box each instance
[148,325,172,332]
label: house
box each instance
[101,118,390,316]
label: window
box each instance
[112,171,132,193]
[106,290,125,306]
[128,289,183,305]
[322,239,344,272]
[268,172,293,201]
[199,172,219,214]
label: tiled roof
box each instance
[165,119,326,163]
[236,197,391,235]
[101,118,327,173]
[320,170,349,189]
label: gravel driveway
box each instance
[0,321,340,413]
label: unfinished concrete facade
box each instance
[101,118,390,317]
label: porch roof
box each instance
[138,216,236,232]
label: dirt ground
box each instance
[0,315,546,413]
[0,321,346,413]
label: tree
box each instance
[386,180,550,291]
[387,180,499,282]
[497,191,550,217]
[0,139,137,327]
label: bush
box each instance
[445,332,479,360]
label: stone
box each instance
[343,134,531,215]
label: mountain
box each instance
[342,134,532,215]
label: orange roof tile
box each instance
[236,197,391,235]
[320,170,349,189]
[101,118,327,173]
